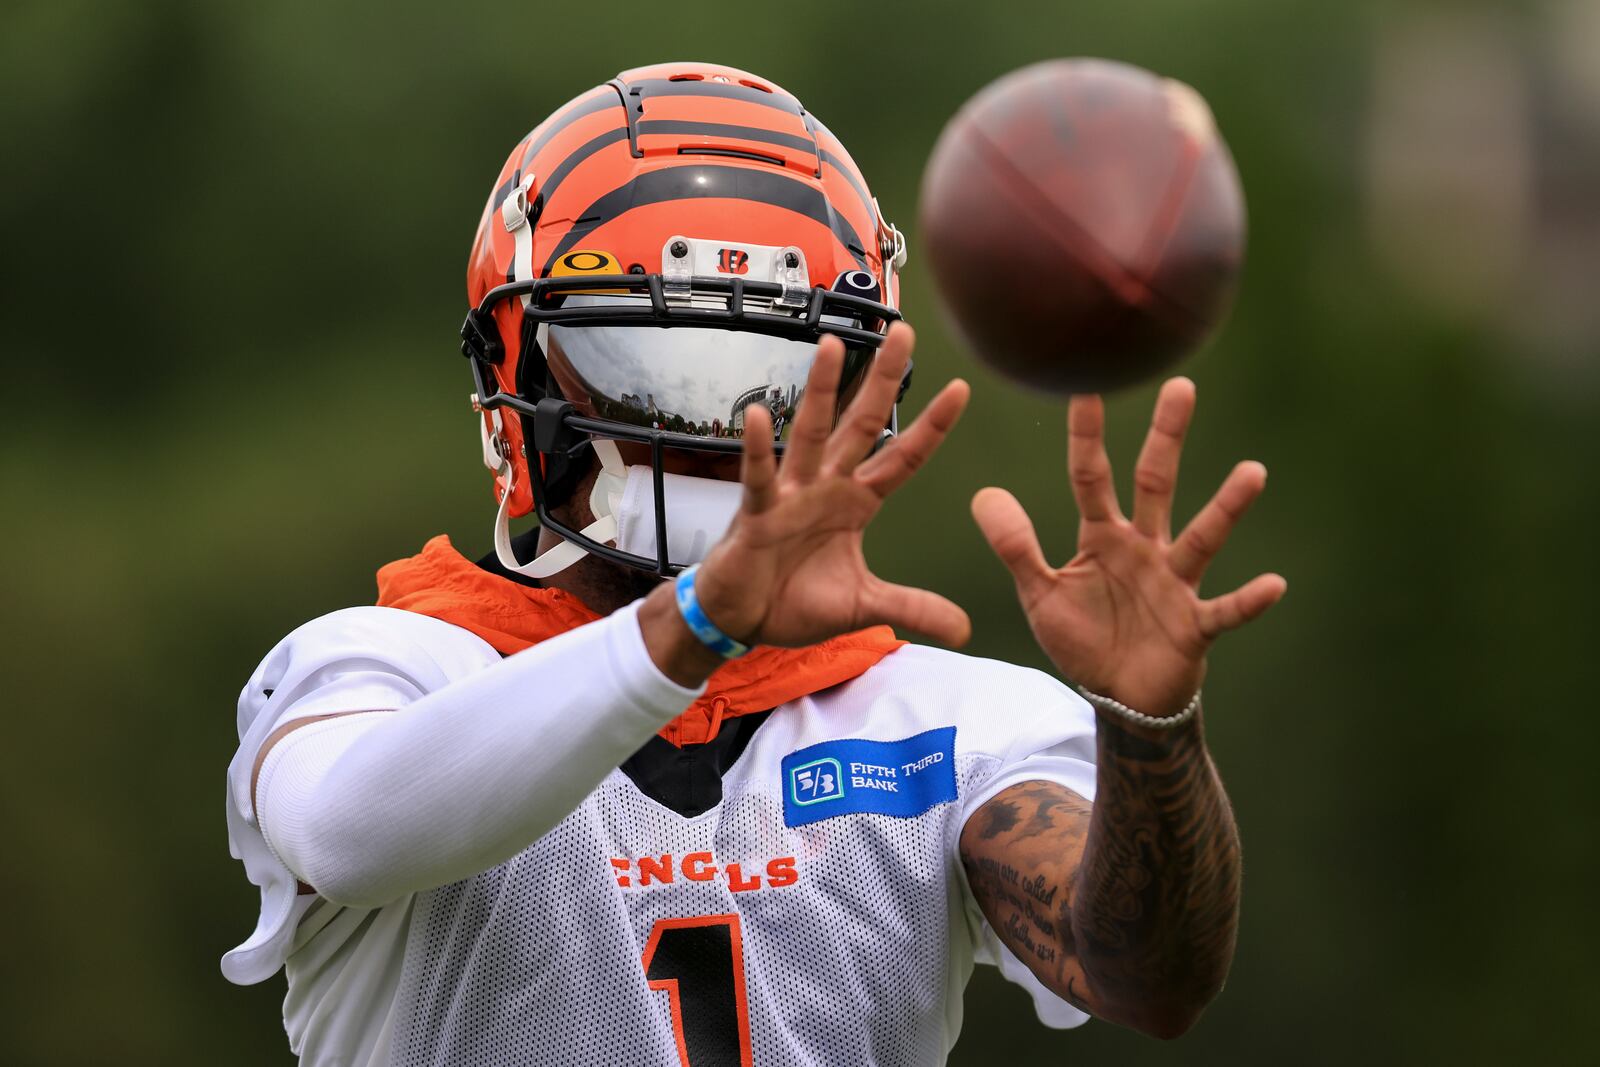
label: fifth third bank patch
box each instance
[781,727,957,828]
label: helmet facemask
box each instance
[463,262,904,578]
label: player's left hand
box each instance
[971,378,1286,718]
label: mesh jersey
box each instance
[224,607,1100,1066]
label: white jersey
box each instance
[224,606,1100,1065]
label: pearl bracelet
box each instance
[1075,685,1202,730]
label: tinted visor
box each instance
[545,296,872,442]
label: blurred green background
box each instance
[3,0,1596,1063]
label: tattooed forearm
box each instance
[1077,713,1241,1022]
[960,710,1241,1038]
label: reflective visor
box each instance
[544,296,871,442]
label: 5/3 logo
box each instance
[789,758,844,806]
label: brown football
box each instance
[919,58,1246,394]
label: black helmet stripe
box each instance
[538,164,872,276]
[490,90,626,211]
[817,150,873,227]
[517,89,627,174]
[808,118,876,215]
[506,121,876,237]
[634,118,876,228]
[517,127,631,210]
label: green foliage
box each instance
[1,1,1594,1064]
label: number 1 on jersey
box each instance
[642,914,753,1067]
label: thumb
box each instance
[971,487,1052,590]
[860,577,972,648]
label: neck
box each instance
[527,525,663,614]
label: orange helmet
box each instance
[460,61,908,575]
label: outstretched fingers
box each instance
[860,575,972,647]
[1169,460,1268,583]
[824,322,914,474]
[856,378,970,498]
[1198,572,1287,638]
[971,487,1054,595]
[1131,377,1196,539]
[739,404,779,514]
[1067,394,1122,523]
[782,337,846,483]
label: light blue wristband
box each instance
[674,565,750,659]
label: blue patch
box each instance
[781,727,957,827]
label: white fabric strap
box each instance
[479,406,506,473]
[493,485,614,579]
[501,172,537,309]
[493,439,626,579]
[251,601,702,909]
[489,425,742,579]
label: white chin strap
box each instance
[494,439,623,579]
[493,438,743,579]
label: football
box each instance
[919,58,1246,394]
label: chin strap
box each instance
[493,438,626,579]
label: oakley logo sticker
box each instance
[552,250,620,275]
[716,248,750,274]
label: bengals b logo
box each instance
[716,248,750,275]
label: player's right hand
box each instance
[661,323,972,667]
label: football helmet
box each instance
[460,61,909,577]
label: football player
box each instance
[223,62,1285,1065]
